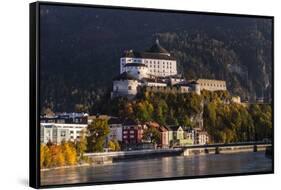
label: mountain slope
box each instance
[40,5,273,113]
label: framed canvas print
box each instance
[29,1,274,188]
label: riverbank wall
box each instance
[181,144,271,156]
[84,143,272,164]
[85,148,183,164]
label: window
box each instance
[128,86,132,90]
[61,131,66,137]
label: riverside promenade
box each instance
[84,142,272,164]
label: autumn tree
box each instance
[143,127,161,145]
[87,118,110,152]
[108,139,121,151]
[49,145,65,167]
[61,141,77,165]
[40,144,51,168]
[135,100,154,122]
[75,129,87,160]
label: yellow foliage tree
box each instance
[113,139,121,151]
[40,144,45,168]
[108,140,115,151]
[108,139,121,151]
[62,142,77,165]
[41,144,52,168]
[49,145,65,167]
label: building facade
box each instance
[107,117,123,142]
[193,128,209,145]
[196,79,227,91]
[40,123,87,144]
[120,39,177,77]
[113,40,229,99]
[122,120,144,144]
[167,126,185,146]
[111,72,140,99]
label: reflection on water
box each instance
[41,152,272,186]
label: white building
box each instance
[40,123,87,144]
[193,128,209,145]
[112,40,228,99]
[107,118,123,142]
[120,39,177,77]
[123,63,149,80]
[111,72,140,99]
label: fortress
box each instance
[111,39,227,99]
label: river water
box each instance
[41,152,272,186]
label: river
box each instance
[41,151,272,186]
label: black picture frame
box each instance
[30,1,274,189]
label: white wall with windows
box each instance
[40,123,87,144]
[120,57,177,77]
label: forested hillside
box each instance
[40,5,272,113]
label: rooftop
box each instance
[146,39,170,55]
[122,51,176,60]
[197,78,226,83]
[122,39,176,60]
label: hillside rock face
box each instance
[40,5,272,112]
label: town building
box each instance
[146,121,169,148]
[122,119,145,144]
[40,112,88,124]
[166,126,185,146]
[40,123,87,144]
[40,112,88,144]
[193,128,209,145]
[159,126,169,148]
[107,117,123,142]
